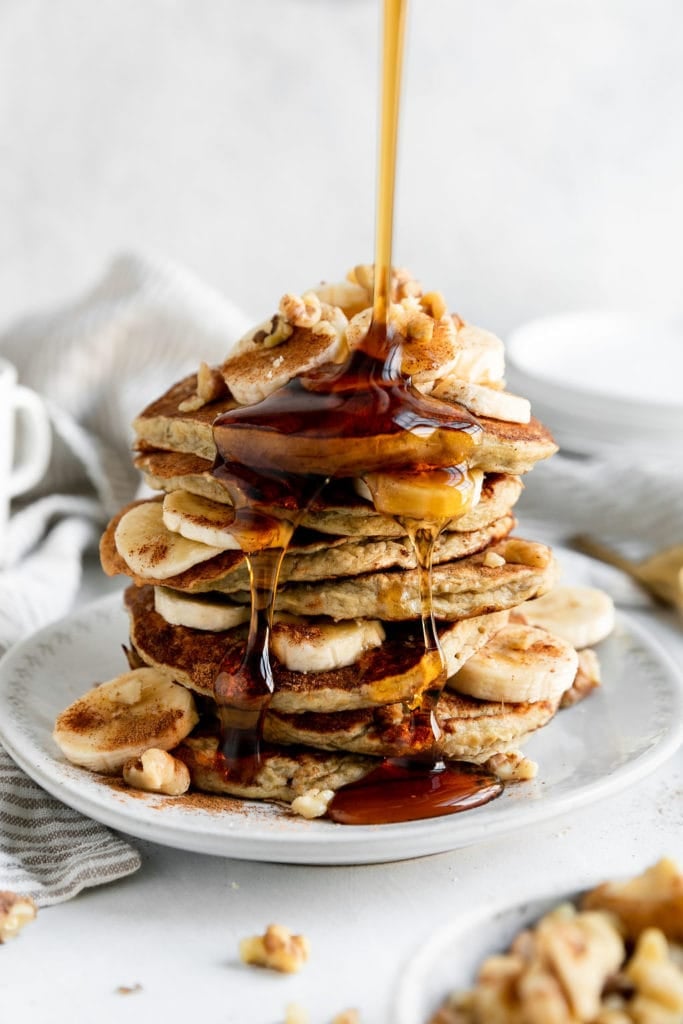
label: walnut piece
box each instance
[284,1003,310,1024]
[290,787,335,820]
[582,859,683,943]
[0,891,37,943]
[483,551,506,569]
[178,361,228,412]
[560,648,602,709]
[122,748,190,796]
[279,292,322,329]
[239,923,310,974]
[485,750,538,782]
[626,928,683,1017]
[502,539,552,570]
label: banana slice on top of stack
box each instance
[53,265,616,813]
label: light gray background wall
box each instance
[2,0,682,334]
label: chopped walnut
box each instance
[626,928,683,1017]
[291,788,335,819]
[421,290,449,320]
[582,859,683,943]
[560,648,602,709]
[485,750,538,782]
[122,748,190,796]
[483,551,506,569]
[346,264,422,303]
[279,292,323,329]
[0,891,37,943]
[261,314,295,348]
[502,539,552,570]
[239,923,310,974]
[285,1004,310,1024]
[405,308,435,342]
[178,361,228,412]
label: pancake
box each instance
[262,687,559,763]
[108,528,552,618]
[175,734,375,802]
[125,584,510,712]
[134,451,524,538]
[238,539,557,621]
[101,499,517,593]
[133,373,558,475]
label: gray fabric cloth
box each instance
[0,746,141,907]
[0,252,251,652]
[519,451,683,555]
[0,745,141,905]
[0,253,250,902]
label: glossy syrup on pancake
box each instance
[209,0,503,820]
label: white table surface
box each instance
[2,546,682,1024]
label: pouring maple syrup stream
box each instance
[328,0,500,823]
[212,0,503,820]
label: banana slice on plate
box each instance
[53,667,198,773]
[519,585,615,649]
[448,624,578,704]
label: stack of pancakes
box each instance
[98,267,578,805]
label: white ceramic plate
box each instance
[0,594,681,865]
[506,312,683,456]
[394,891,583,1024]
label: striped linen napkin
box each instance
[0,746,141,906]
[0,253,250,903]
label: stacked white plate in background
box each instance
[505,312,683,459]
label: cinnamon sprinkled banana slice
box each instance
[53,667,198,773]
[433,378,531,424]
[519,585,616,649]
[270,614,385,673]
[448,624,578,704]
[115,501,224,580]
[162,490,291,552]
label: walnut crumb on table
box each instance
[239,923,310,973]
[0,891,37,943]
[284,1004,310,1024]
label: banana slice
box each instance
[270,614,385,673]
[162,490,291,552]
[450,323,506,385]
[519,585,615,649]
[115,501,224,580]
[448,624,578,703]
[53,668,199,773]
[222,320,346,406]
[360,467,484,520]
[162,491,241,550]
[154,586,250,632]
[433,378,531,424]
